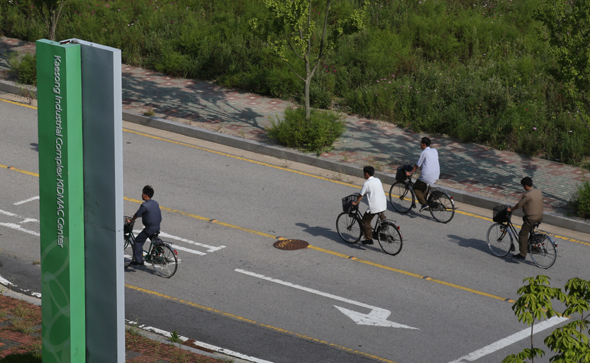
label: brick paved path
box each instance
[2,36,588,217]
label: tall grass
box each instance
[1,0,588,164]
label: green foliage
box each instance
[570,181,590,222]
[8,52,37,86]
[169,330,181,343]
[2,0,590,163]
[503,276,590,363]
[267,106,345,155]
[0,352,42,363]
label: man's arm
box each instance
[508,193,529,212]
[352,194,363,206]
[406,164,419,176]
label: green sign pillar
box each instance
[36,39,86,363]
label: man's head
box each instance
[521,177,533,190]
[363,166,375,179]
[142,185,155,200]
[420,137,431,149]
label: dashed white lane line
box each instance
[448,315,569,363]
[13,196,39,205]
[158,231,226,252]
[0,223,40,236]
[0,209,18,217]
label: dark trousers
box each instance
[414,179,428,206]
[134,229,157,263]
[519,217,542,257]
[361,212,386,240]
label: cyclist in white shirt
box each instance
[352,166,387,245]
[406,137,440,212]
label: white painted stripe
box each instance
[0,275,15,286]
[188,340,275,363]
[20,218,39,224]
[0,222,40,236]
[158,231,226,252]
[448,315,569,363]
[0,209,18,217]
[168,244,206,256]
[13,196,39,205]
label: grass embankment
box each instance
[1,0,588,164]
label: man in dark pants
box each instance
[508,177,543,260]
[127,185,162,266]
[352,166,387,245]
[406,137,440,212]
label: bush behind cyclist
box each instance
[507,177,543,260]
[127,185,162,266]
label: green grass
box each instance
[1,0,589,164]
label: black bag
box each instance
[492,205,511,223]
[341,194,358,213]
[396,165,413,182]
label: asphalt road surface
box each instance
[1,98,589,363]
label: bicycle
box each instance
[389,167,456,223]
[486,205,557,269]
[336,194,403,255]
[123,217,178,278]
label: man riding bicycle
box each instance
[127,185,162,266]
[352,166,387,245]
[507,177,543,260]
[406,137,440,212]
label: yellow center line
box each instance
[0,163,39,177]
[126,283,396,363]
[0,98,37,110]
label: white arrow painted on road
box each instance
[235,268,417,329]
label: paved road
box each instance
[1,99,589,362]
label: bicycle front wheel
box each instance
[529,234,557,269]
[377,222,403,256]
[336,212,362,244]
[428,190,455,223]
[487,223,513,257]
[149,242,178,278]
[389,182,413,213]
[123,236,134,268]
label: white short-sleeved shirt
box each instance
[416,147,440,185]
[360,176,387,214]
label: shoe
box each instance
[130,261,145,266]
[419,204,429,212]
[512,254,526,260]
[361,240,374,245]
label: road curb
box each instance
[2,78,589,234]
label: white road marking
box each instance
[448,315,569,363]
[0,275,15,286]
[168,244,205,256]
[235,269,418,329]
[13,196,39,205]
[0,209,18,217]
[0,209,38,224]
[0,223,40,236]
[158,231,226,252]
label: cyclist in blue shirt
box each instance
[127,185,162,266]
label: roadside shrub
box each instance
[267,107,345,155]
[8,52,36,85]
[570,181,590,219]
[0,352,42,363]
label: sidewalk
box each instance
[0,288,245,362]
[1,36,589,228]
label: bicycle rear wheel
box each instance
[487,223,513,257]
[149,242,178,278]
[336,212,362,244]
[123,236,134,268]
[377,222,403,256]
[428,190,455,223]
[529,234,557,269]
[389,182,413,213]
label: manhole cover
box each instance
[273,239,309,250]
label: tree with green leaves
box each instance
[250,0,367,121]
[535,0,590,132]
[503,275,590,363]
[33,0,67,41]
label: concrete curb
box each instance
[0,79,36,99]
[2,79,589,234]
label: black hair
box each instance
[520,177,533,187]
[363,166,375,176]
[142,185,155,198]
[421,137,431,147]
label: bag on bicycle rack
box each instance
[395,165,413,182]
[492,205,511,223]
[342,194,358,213]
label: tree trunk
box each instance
[304,60,311,121]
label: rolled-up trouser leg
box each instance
[519,217,542,257]
[361,212,376,240]
[413,179,428,206]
